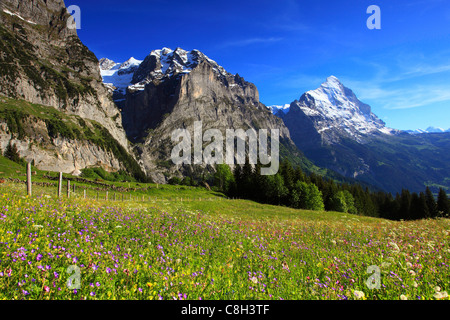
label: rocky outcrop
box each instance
[109,48,298,183]
[0,0,129,150]
[0,118,122,175]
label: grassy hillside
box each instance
[0,175,448,301]
[302,132,450,195]
[0,154,26,176]
[0,96,147,181]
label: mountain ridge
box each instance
[98,47,309,183]
[273,76,450,194]
[0,0,148,180]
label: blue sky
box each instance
[66,0,450,131]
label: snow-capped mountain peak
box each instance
[276,76,395,144]
[119,57,142,70]
[268,104,290,115]
[99,47,237,99]
[425,126,445,133]
[99,56,143,94]
[99,58,119,71]
[406,127,450,134]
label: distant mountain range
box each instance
[0,0,448,194]
[98,47,317,183]
[406,127,450,134]
[270,76,449,194]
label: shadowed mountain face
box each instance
[0,0,128,149]
[100,48,312,183]
[0,0,148,178]
[275,76,450,194]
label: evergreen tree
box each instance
[181,176,192,186]
[323,180,338,211]
[419,192,429,219]
[330,191,348,213]
[4,141,21,163]
[168,177,182,185]
[398,189,412,220]
[293,166,306,183]
[410,192,428,220]
[351,185,366,215]
[306,183,325,211]
[231,164,243,197]
[291,181,324,211]
[379,192,396,220]
[437,188,449,217]
[425,187,437,218]
[251,162,267,203]
[279,159,295,191]
[364,188,378,217]
[266,174,288,205]
[343,190,357,215]
[214,164,235,193]
[241,161,253,199]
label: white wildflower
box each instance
[389,242,400,252]
[353,290,365,300]
[433,291,448,300]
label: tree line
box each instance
[213,160,450,221]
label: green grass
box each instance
[0,174,448,301]
[0,97,148,181]
[0,155,25,176]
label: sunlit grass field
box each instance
[0,178,449,300]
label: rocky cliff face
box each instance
[0,100,123,175]
[279,76,394,147]
[0,119,121,175]
[101,48,299,183]
[0,0,129,149]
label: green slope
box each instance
[0,96,147,182]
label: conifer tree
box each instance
[398,189,412,220]
[4,141,21,163]
[410,192,428,220]
[425,187,437,218]
[437,188,449,217]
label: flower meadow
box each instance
[0,184,449,300]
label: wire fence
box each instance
[10,163,226,203]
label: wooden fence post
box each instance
[84,189,86,199]
[67,180,70,198]
[26,162,32,196]
[106,191,108,201]
[58,172,62,198]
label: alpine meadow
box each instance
[0,0,449,309]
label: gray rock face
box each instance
[0,0,129,150]
[0,119,123,174]
[105,47,296,183]
[278,76,392,148]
